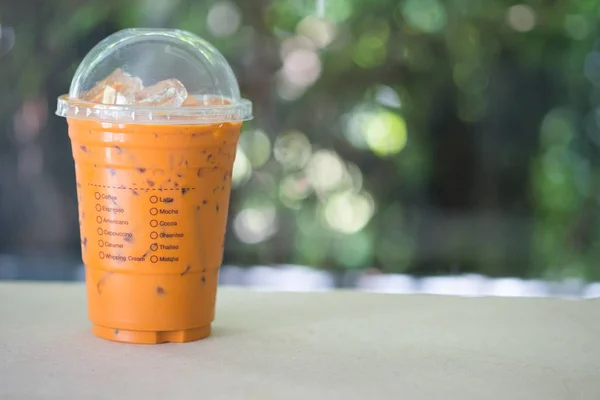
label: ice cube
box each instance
[106,68,143,92]
[115,93,131,105]
[102,85,116,104]
[82,68,143,104]
[82,84,106,104]
[135,79,188,107]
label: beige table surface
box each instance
[0,282,599,400]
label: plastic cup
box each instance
[55,29,252,344]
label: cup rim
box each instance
[56,94,253,125]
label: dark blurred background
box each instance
[1,0,600,296]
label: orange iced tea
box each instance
[69,118,241,344]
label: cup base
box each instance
[92,324,211,344]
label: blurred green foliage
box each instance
[1,0,600,280]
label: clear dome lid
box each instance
[56,28,252,124]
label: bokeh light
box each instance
[322,191,375,234]
[353,21,389,69]
[343,162,364,193]
[364,110,407,157]
[345,104,408,157]
[564,15,590,40]
[321,0,353,22]
[233,204,278,244]
[401,0,447,34]
[0,25,15,58]
[506,5,536,32]
[273,130,312,170]
[353,34,386,68]
[277,35,322,100]
[279,172,312,209]
[296,16,337,48]
[540,108,575,149]
[280,35,315,59]
[374,85,402,109]
[309,159,365,201]
[207,1,242,37]
[239,129,271,169]
[276,73,307,101]
[305,149,346,194]
[346,106,408,157]
[344,106,371,150]
[282,47,322,87]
